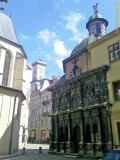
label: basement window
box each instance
[109,43,120,62]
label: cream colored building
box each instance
[28,60,57,142]
[0,12,32,154]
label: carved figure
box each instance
[93,3,98,14]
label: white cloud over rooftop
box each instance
[37,29,57,44]
[65,12,85,33]
[53,39,71,57]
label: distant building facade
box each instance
[0,12,32,154]
[28,60,57,142]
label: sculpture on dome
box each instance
[93,3,98,14]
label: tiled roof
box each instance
[45,81,57,90]
[0,12,19,44]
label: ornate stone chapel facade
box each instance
[49,5,120,158]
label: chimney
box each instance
[53,76,58,83]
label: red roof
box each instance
[44,81,57,90]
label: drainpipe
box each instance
[9,95,17,154]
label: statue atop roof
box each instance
[93,3,98,14]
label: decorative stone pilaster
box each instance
[66,114,74,153]
[105,114,113,154]
[54,115,59,152]
[79,111,84,155]
[95,114,102,157]
[49,116,54,151]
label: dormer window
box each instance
[96,23,101,34]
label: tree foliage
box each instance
[0,0,9,10]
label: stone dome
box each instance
[70,35,96,56]
[88,13,104,22]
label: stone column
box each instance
[63,114,66,153]
[56,115,59,152]
[89,116,94,156]
[102,110,113,154]
[49,116,54,151]
[97,115,102,143]
[53,115,59,152]
[67,113,73,153]
[95,114,102,157]
[79,111,84,155]
[106,113,113,152]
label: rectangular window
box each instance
[35,121,38,127]
[30,122,33,128]
[113,81,120,101]
[41,130,46,139]
[109,43,120,62]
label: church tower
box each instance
[31,59,47,94]
[32,59,47,81]
[86,3,108,39]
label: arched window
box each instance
[96,23,101,34]
[2,51,11,86]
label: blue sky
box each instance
[1,0,119,79]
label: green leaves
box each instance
[0,6,4,10]
[0,0,9,10]
[0,0,9,3]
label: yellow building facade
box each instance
[88,29,120,147]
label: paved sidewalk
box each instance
[0,143,49,159]
[0,143,99,160]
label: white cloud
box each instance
[54,39,71,57]
[70,31,87,43]
[65,12,85,33]
[37,29,57,44]
[45,54,52,60]
[56,58,64,70]
[20,34,31,40]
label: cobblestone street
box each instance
[0,143,98,160]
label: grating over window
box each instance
[2,51,11,86]
[109,43,120,62]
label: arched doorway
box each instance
[73,126,80,153]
